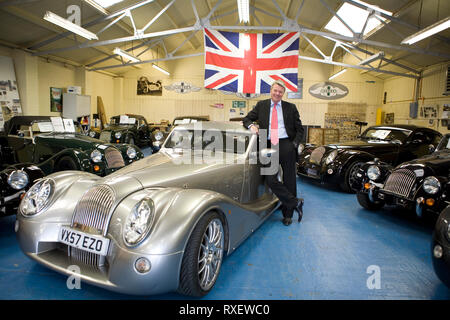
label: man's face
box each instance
[270,84,285,104]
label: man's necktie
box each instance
[270,105,279,145]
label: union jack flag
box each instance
[204,28,299,94]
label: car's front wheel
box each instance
[357,192,385,210]
[56,156,78,172]
[126,135,135,146]
[178,211,225,297]
[341,160,365,193]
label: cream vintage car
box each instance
[15,121,280,296]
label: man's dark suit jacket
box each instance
[243,99,304,146]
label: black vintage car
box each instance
[149,123,171,153]
[356,133,450,218]
[0,116,144,177]
[432,206,450,288]
[0,163,45,216]
[297,124,442,192]
[96,114,152,147]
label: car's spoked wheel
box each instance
[198,218,224,291]
[342,161,364,193]
[57,156,78,171]
[178,212,224,296]
[126,135,135,145]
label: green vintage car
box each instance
[95,114,153,147]
[0,116,144,176]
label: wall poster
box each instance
[50,87,63,112]
[0,56,22,131]
[137,76,162,95]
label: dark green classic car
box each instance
[96,114,152,147]
[0,116,144,177]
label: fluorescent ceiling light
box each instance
[237,0,249,23]
[358,51,384,65]
[152,64,170,75]
[401,16,450,45]
[113,47,141,63]
[329,69,347,80]
[43,11,98,40]
[324,1,392,37]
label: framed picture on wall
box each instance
[137,76,162,95]
[50,87,63,112]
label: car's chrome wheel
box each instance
[198,218,224,291]
[341,161,364,193]
[178,212,225,296]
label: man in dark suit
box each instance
[243,80,304,226]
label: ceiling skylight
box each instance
[324,0,392,38]
[90,0,124,8]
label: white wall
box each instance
[2,50,116,119]
[382,62,450,134]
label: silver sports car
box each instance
[15,121,280,296]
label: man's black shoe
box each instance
[294,198,304,222]
[282,217,292,226]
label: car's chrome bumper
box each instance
[297,162,341,184]
[16,218,182,295]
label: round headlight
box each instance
[19,179,55,216]
[154,131,164,141]
[90,149,102,163]
[127,147,137,159]
[114,132,122,139]
[297,144,305,154]
[124,198,155,246]
[423,176,441,194]
[7,170,29,190]
[89,131,96,138]
[367,165,381,181]
[325,150,338,165]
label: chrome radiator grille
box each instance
[69,185,115,267]
[310,147,326,165]
[69,247,105,267]
[71,184,115,234]
[382,169,416,199]
[105,147,125,168]
[99,131,111,142]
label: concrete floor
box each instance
[0,147,449,300]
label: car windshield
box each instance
[164,129,251,154]
[436,135,450,151]
[173,118,207,125]
[360,127,411,143]
[109,116,137,126]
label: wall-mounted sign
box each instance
[164,81,201,94]
[232,101,246,108]
[308,82,348,100]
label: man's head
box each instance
[270,80,286,104]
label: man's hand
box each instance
[249,124,259,134]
